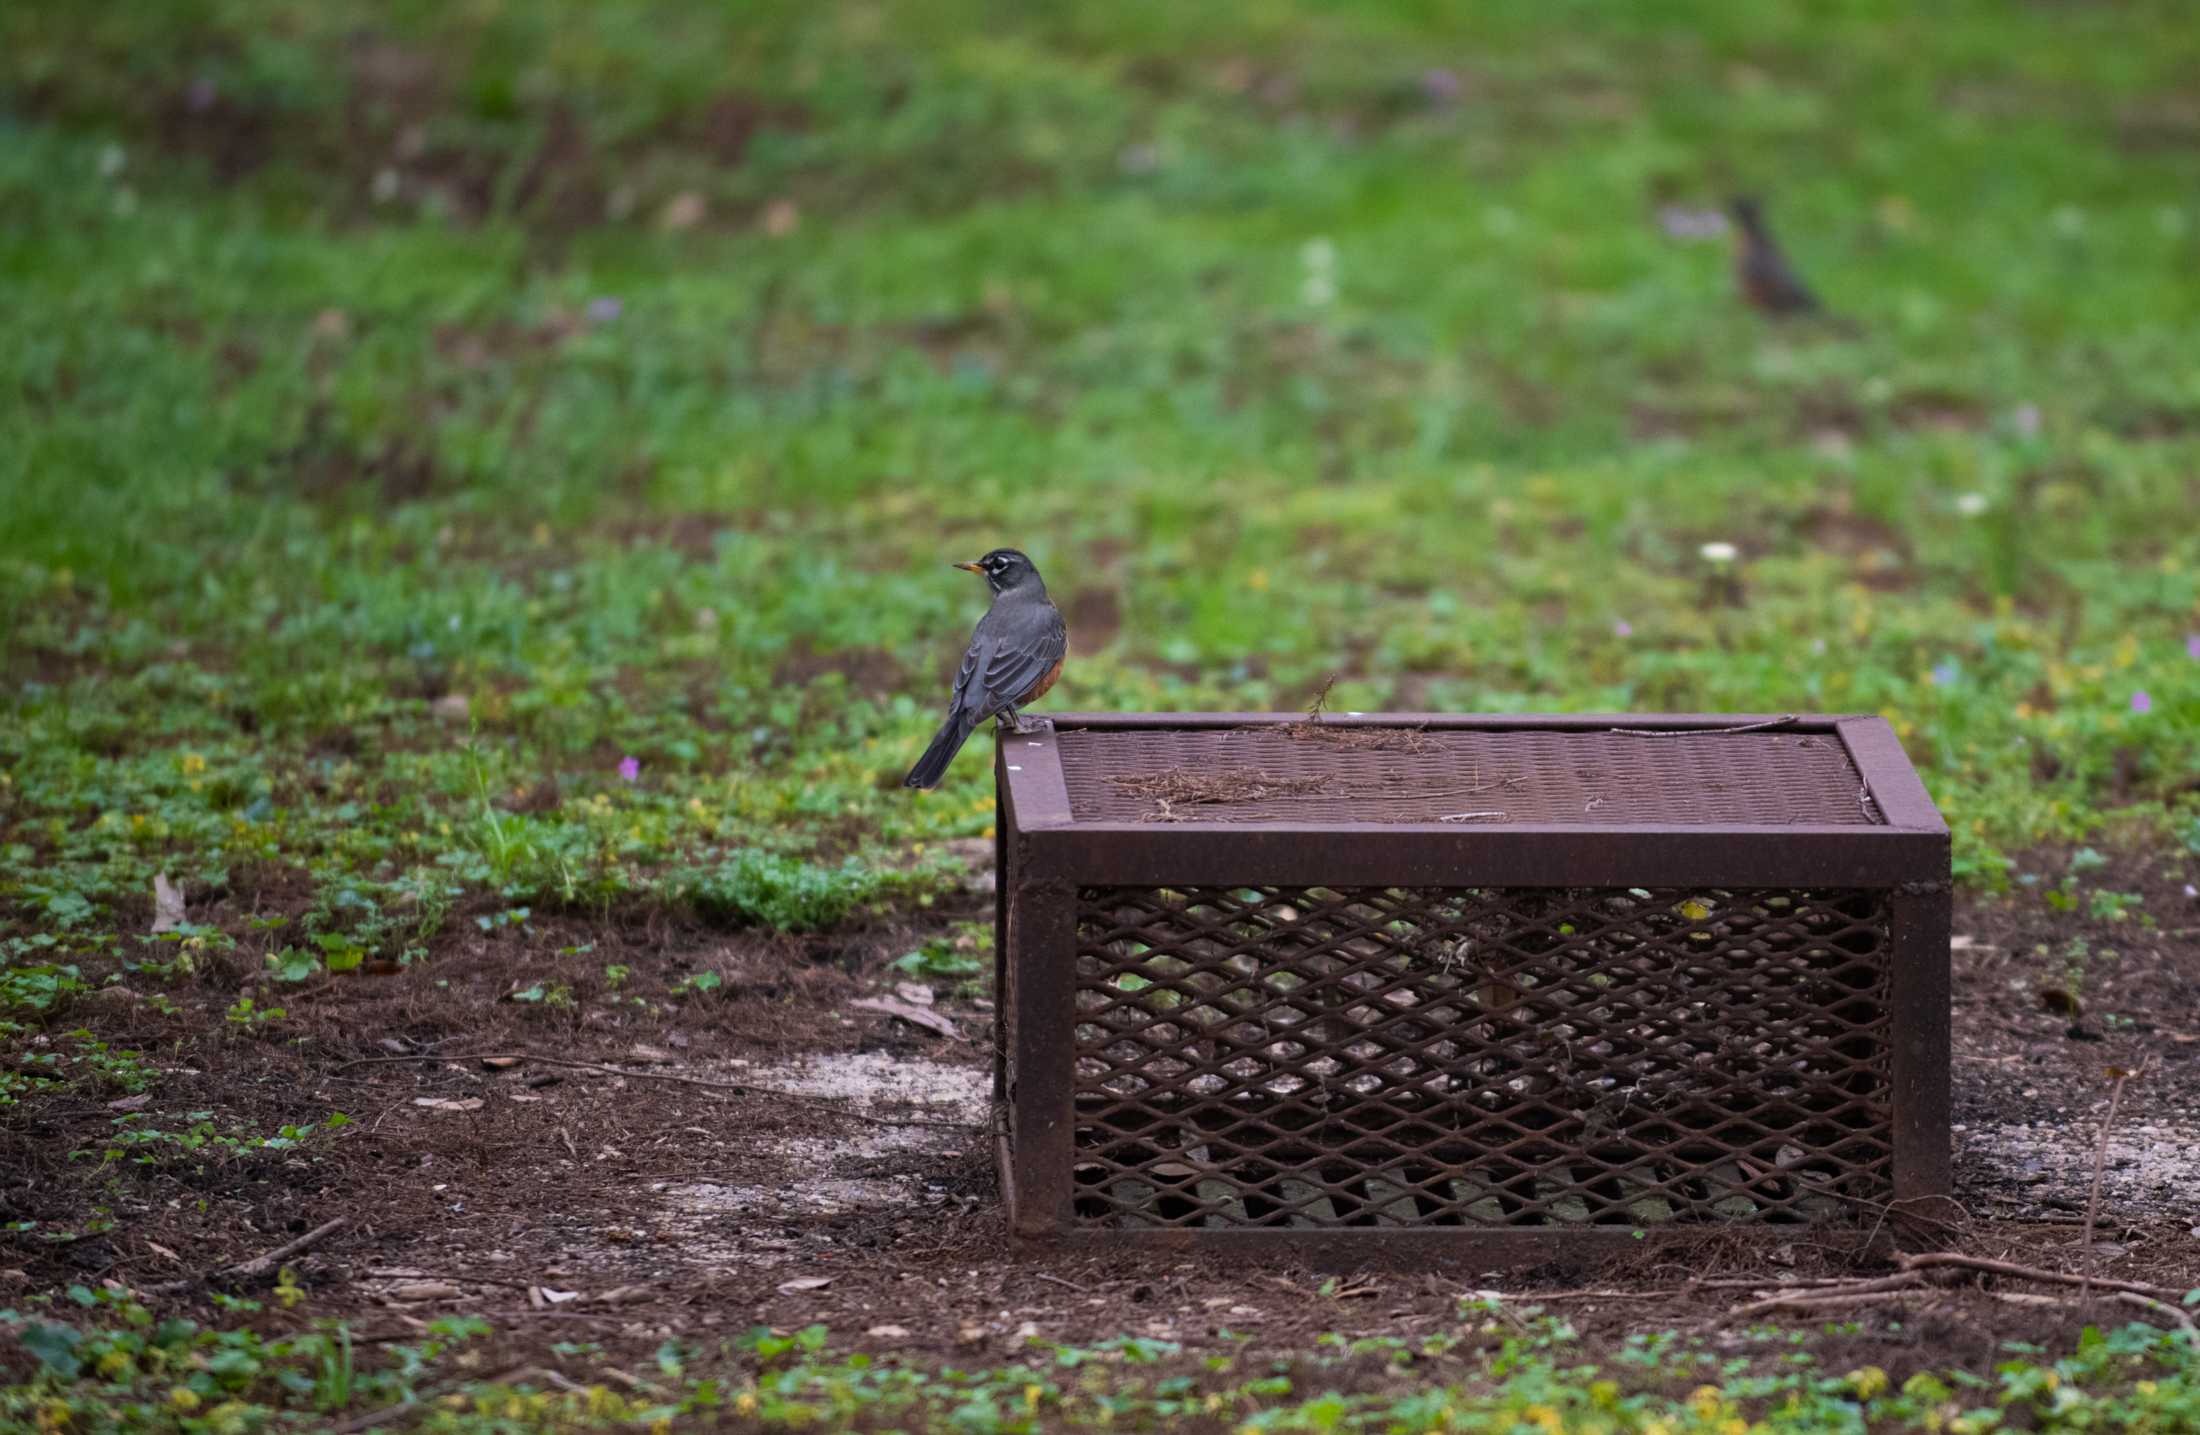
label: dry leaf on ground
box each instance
[151,874,186,934]
[850,996,959,1041]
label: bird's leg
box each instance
[994,705,1020,732]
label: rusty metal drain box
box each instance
[992,713,1949,1261]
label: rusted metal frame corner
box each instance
[997,726,1080,1239]
[1834,716,1950,834]
[992,743,1012,1111]
[1001,872,1077,1239]
[1886,882,1954,1202]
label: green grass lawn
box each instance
[4,0,2200,1427]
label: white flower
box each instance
[1699,541,1739,565]
[1955,493,1989,517]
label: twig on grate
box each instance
[1612,715,1799,737]
[1412,772,1527,802]
[1437,810,1507,823]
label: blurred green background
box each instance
[4,0,2199,966]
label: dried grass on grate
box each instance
[1107,767,1337,820]
[1275,719,1439,753]
[1269,674,1439,752]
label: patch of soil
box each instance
[31,32,814,235]
[771,641,907,699]
[2110,405,2200,441]
[1066,588,1123,651]
[1947,849,2200,1227]
[1798,503,1913,591]
[669,91,812,167]
[154,79,280,183]
[4,847,2196,1379]
[264,406,447,507]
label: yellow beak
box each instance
[953,561,985,574]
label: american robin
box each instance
[1729,194,1821,317]
[902,548,1067,790]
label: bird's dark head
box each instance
[954,548,1043,595]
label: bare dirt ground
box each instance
[3,851,2196,1377]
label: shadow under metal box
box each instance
[991,713,1950,1262]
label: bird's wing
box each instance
[954,604,1065,721]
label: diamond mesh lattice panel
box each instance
[1071,885,1891,1228]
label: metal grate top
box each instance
[1054,723,1878,827]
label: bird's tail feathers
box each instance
[902,714,975,790]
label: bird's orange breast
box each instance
[1019,655,1064,704]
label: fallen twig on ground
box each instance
[1722,1273,1929,1323]
[2115,1291,2199,1342]
[1689,1275,1891,1290]
[1896,1252,2184,1300]
[147,1217,348,1294]
[1513,1287,1687,1302]
[2080,1064,2139,1296]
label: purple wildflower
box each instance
[587,297,623,323]
[2130,690,2152,716]
[1612,620,1633,639]
[1930,661,1958,687]
[2187,633,2200,661]
[617,755,641,782]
